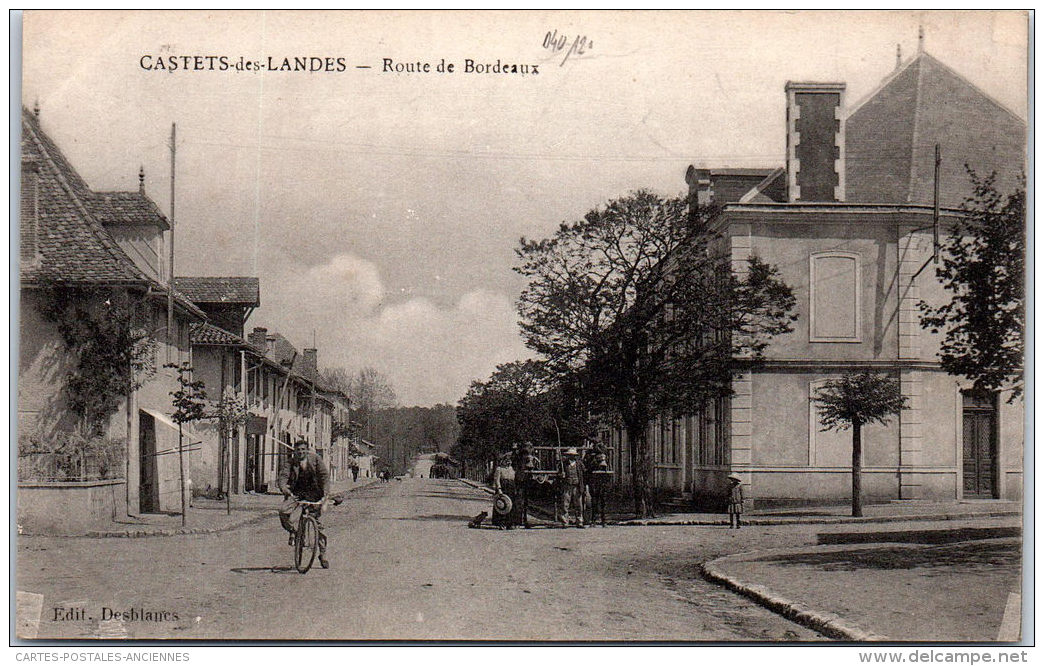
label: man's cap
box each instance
[563,448,579,456]
[294,439,309,447]
[728,475,741,483]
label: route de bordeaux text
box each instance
[382,58,539,75]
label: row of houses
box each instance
[601,51,1025,507]
[17,106,373,532]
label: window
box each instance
[694,398,729,467]
[713,396,730,466]
[810,252,860,342]
[657,416,680,465]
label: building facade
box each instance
[609,52,1025,507]
[18,107,207,528]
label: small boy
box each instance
[727,475,744,529]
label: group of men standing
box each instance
[489,443,611,529]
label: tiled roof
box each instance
[20,108,207,321]
[191,322,246,346]
[261,331,332,389]
[174,277,261,306]
[21,109,150,284]
[88,191,170,230]
[846,53,1026,207]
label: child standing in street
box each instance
[727,475,744,529]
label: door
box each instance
[962,392,998,498]
[138,411,159,512]
[245,435,259,492]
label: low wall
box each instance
[17,479,127,534]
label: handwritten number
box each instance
[543,30,592,66]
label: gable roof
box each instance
[20,108,206,320]
[89,191,170,230]
[174,277,261,306]
[191,321,249,346]
[21,109,152,284]
[845,53,1026,207]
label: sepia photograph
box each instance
[13,10,1028,644]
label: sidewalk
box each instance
[459,478,1022,527]
[702,530,1023,641]
[621,500,1022,527]
[23,476,379,538]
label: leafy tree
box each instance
[39,285,156,435]
[516,190,796,517]
[166,362,207,525]
[210,391,249,513]
[455,360,561,474]
[322,366,398,442]
[920,172,1025,401]
[373,404,459,475]
[812,372,907,517]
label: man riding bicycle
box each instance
[278,439,330,569]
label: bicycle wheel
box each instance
[294,515,319,573]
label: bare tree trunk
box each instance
[851,422,862,517]
[627,421,654,518]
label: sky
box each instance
[20,10,1028,406]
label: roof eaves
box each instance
[22,109,151,284]
[845,54,921,119]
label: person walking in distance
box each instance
[279,439,331,568]
[727,475,744,529]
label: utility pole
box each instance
[167,123,176,362]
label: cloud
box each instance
[253,254,528,406]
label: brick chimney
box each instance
[139,165,145,195]
[248,327,268,351]
[302,348,318,381]
[20,159,40,265]
[685,166,714,209]
[785,82,846,202]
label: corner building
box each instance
[608,52,1025,508]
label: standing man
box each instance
[279,439,331,568]
[559,448,586,528]
[512,442,537,529]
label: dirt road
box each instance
[17,478,822,641]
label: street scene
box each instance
[15,478,1022,641]
[16,11,1027,644]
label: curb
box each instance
[81,512,275,539]
[24,478,380,539]
[459,478,494,495]
[614,510,1019,527]
[458,479,1018,528]
[700,537,1022,641]
[700,551,889,641]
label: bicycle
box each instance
[291,499,325,574]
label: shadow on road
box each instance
[230,565,297,575]
[753,540,1020,573]
[397,514,476,522]
[415,491,485,501]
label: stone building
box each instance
[18,107,206,530]
[607,51,1025,507]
